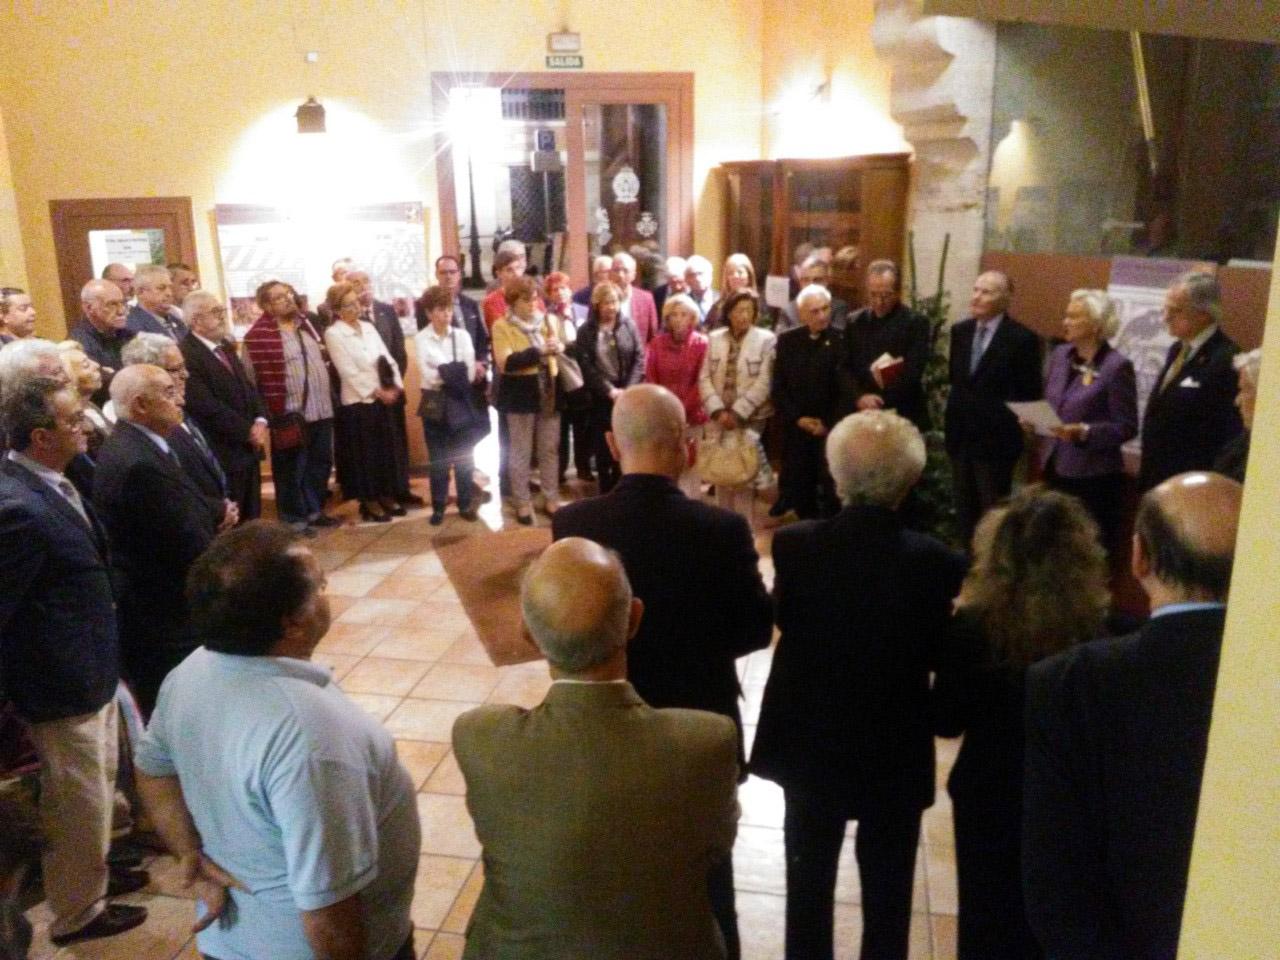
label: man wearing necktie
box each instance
[1,376,150,945]
[179,290,269,521]
[125,265,186,342]
[1137,271,1243,492]
[944,270,1043,546]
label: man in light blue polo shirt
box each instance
[134,521,420,960]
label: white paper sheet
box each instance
[1006,400,1063,436]
[764,275,792,309]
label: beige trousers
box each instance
[28,700,118,937]
[507,411,561,509]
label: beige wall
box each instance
[761,1,905,159]
[0,105,28,291]
[0,0,770,337]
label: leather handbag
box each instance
[557,352,585,394]
[269,329,311,451]
[696,426,761,486]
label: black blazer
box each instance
[945,314,1042,461]
[575,318,643,403]
[369,300,408,376]
[92,421,217,650]
[750,505,967,813]
[552,474,773,765]
[1023,607,1226,960]
[843,303,931,427]
[169,423,227,527]
[180,334,267,473]
[773,325,844,428]
[1138,328,1241,491]
[0,461,119,722]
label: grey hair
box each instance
[496,239,526,257]
[1068,288,1120,340]
[122,332,175,367]
[866,259,900,287]
[520,555,633,673]
[1234,348,1262,385]
[796,283,832,309]
[80,278,119,305]
[592,254,613,272]
[0,338,64,397]
[182,290,222,323]
[612,251,636,271]
[825,410,926,508]
[685,255,712,274]
[1176,271,1223,324]
[665,255,687,275]
[799,253,830,274]
[133,264,171,292]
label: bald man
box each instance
[452,538,739,960]
[552,384,771,960]
[1024,472,1243,960]
[93,365,218,715]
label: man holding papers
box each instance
[843,260,930,429]
[944,270,1043,546]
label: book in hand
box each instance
[871,353,905,390]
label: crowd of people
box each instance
[0,241,1260,960]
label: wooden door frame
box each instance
[431,72,694,287]
[49,196,197,329]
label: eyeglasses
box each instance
[163,364,190,378]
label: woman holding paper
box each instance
[1040,289,1137,551]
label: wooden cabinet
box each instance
[720,153,910,308]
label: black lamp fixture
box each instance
[295,96,326,134]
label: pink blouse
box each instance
[645,331,709,426]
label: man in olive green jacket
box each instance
[453,538,739,960]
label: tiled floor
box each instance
[23,471,962,959]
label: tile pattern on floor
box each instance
[23,476,962,959]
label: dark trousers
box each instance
[270,418,333,524]
[589,401,621,492]
[390,395,412,498]
[950,452,1016,548]
[559,403,593,479]
[709,855,741,960]
[952,799,1041,960]
[780,425,837,518]
[1044,464,1125,555]
[225,460,262,522]
[783,790,921,960]
[421,416,475,512]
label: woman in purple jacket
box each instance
[1041,289,1137,551]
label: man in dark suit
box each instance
[944,270,1042,545]
[69,279,134,405]
[0,377,148,944]
[125,265,185,341]
[572,254,614,310]
[348,269,424,508]
[772,284,843,519]
[843,260,931,429]
[552,384,773,960]
[454,537,739,960]
[180,291,268,520]
[751,410,967,960]
[1024,471,1242,960]
[1138,271,1242,492]
[93,364,218,717]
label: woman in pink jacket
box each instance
[645,293,708,497]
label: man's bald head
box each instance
[521,538,639,674]
[607,385,687,479]
[1135,472,1242,601]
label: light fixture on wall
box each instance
[295,96,326,134]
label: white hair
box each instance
[796,283,832,309]
[1234,348,1262,385]
[80,278,119,305]
[0,338,64,396]
[182,290,222,323]
[496,239,526,257]
[825,410,926,508]
[122,332,176,367]
[108,364,159,416]
[665,255,687,275]
[612,251,636,271]
[1175,271,1223,324]
[685,255,712,274]
[1068,289,1120,340]
[133,264,171,292]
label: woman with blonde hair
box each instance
[933,486,1110,960]
[645,293,709,497]
[705,253,757,329]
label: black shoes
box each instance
[397,493,427,508]
[310,514,341,528]
[459,508,479,522]
[51,904,148,946]
[107,868,150,897]
[430,510,445,526]
[359,504,391,524]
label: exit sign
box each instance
[546,54,583,69]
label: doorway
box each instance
[432,73,693,288]
[48,196,197,328]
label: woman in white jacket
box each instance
[698,288,776,520]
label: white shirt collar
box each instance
[130,420,172,455]
[194,332,222,352]
[1185,323,1218,354]
[7,449,66,492]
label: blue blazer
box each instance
[1042,342,1138,478]
[126,304,185,340]
[0,460,119,722]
